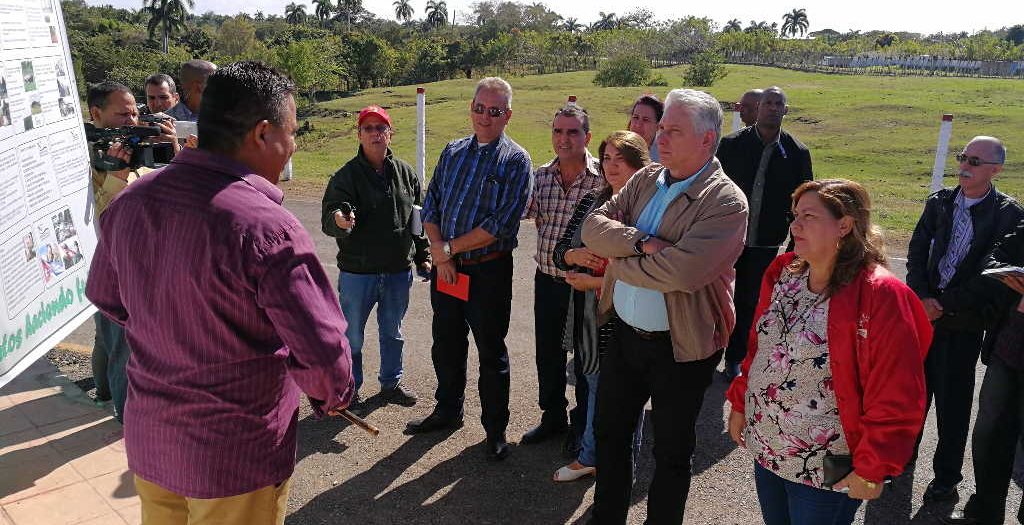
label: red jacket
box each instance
[726,252,933,483]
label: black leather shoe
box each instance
[348,392,368,418]
[520,421,568,445]
[941,509,982,524]
[404,411,463,435]
[485,435,510,461]
[382,383,418,407]
[924,480,959,503]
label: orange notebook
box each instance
[436,273,470,301]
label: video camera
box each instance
[84,122,175,171]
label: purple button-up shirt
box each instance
[86,147,354,498]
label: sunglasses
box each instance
[359,124,391,134]
[472,104,509,117]
[955,153,1001,167]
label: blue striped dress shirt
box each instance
[421,134,533,260]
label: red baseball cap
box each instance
[357,105,392,127]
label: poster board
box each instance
[0,0,97,388]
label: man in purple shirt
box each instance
[86,61,353,525]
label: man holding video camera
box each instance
[86,80,178,422]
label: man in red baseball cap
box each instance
[321,105,430,413]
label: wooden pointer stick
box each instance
[335,409,380,436]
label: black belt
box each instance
[626,324,670,341]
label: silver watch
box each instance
[442,242,452,256]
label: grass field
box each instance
[292,64,1024,237]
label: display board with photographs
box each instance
[0,0,97,387]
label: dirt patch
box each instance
[283,178,328,201]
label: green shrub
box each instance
[593,54,652,87]
[683,50,728,87]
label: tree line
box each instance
[63,0,1024,103]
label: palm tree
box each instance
[144,0,194,54]
[393,0,413,23]
[724,19,742,33]
[285,2,307,24]
[781,8,809,38]
[562,17,582,32]
[425,0,448,28]
[312,0,334,24]
[335,0,362,30]
[590,12,616,31]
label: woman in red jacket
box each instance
[726,179,932,525]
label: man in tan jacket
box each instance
[581,88,748,524]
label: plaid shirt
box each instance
[525,153,605,277]
[421,134,533,260]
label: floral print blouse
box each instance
[744,270,850,488]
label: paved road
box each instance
[60,194,1021,524]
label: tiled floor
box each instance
[0,359,139,525]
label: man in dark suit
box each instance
[717,86,813,380]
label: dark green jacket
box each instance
[321,147,430,274]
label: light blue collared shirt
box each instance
[614,162,707,331]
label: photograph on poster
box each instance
[21,62,36,92]
[52,209,77,243]
[30,97,42,115]
[36,243,66,283]
[22,234,36,262]
[53,60,66,77]
[49,26,58,44]
[57,79,70,98]
[58,97,74,117]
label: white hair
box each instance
[664,89,723,154]
[474,77,513,109]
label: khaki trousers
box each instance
[134,475,291,525]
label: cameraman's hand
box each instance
[105,141,132,181]
[154,120,181,153]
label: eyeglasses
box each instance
[359,124,391,134]
[472,104,509,117]
[956,153,1001,167]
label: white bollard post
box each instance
[731,111,742,133]
[416,87,426,186]
[930,114,954,193]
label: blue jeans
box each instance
[338,270,412,392]
[94,312,130,423]
[578,372,645,470]
[754,462,862,525]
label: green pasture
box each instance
[293,64,1024,237]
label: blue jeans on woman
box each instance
[754,462,862,525]
[338,270,413,392]
[577,372,644,473]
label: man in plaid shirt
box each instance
[521,105,606,454]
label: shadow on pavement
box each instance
[288,428,590,524]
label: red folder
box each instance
[437,272,470,301]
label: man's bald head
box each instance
[967,135,1006,164]
[735,89,763,127]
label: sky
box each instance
[85,0,1022,35]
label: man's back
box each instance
[87,147,352,498]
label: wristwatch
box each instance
[442,241,452,257]
[633,234,651,255]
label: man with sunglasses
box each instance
[907,135,1023,505]
[407,77,533,462]
[322,105,430,413]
